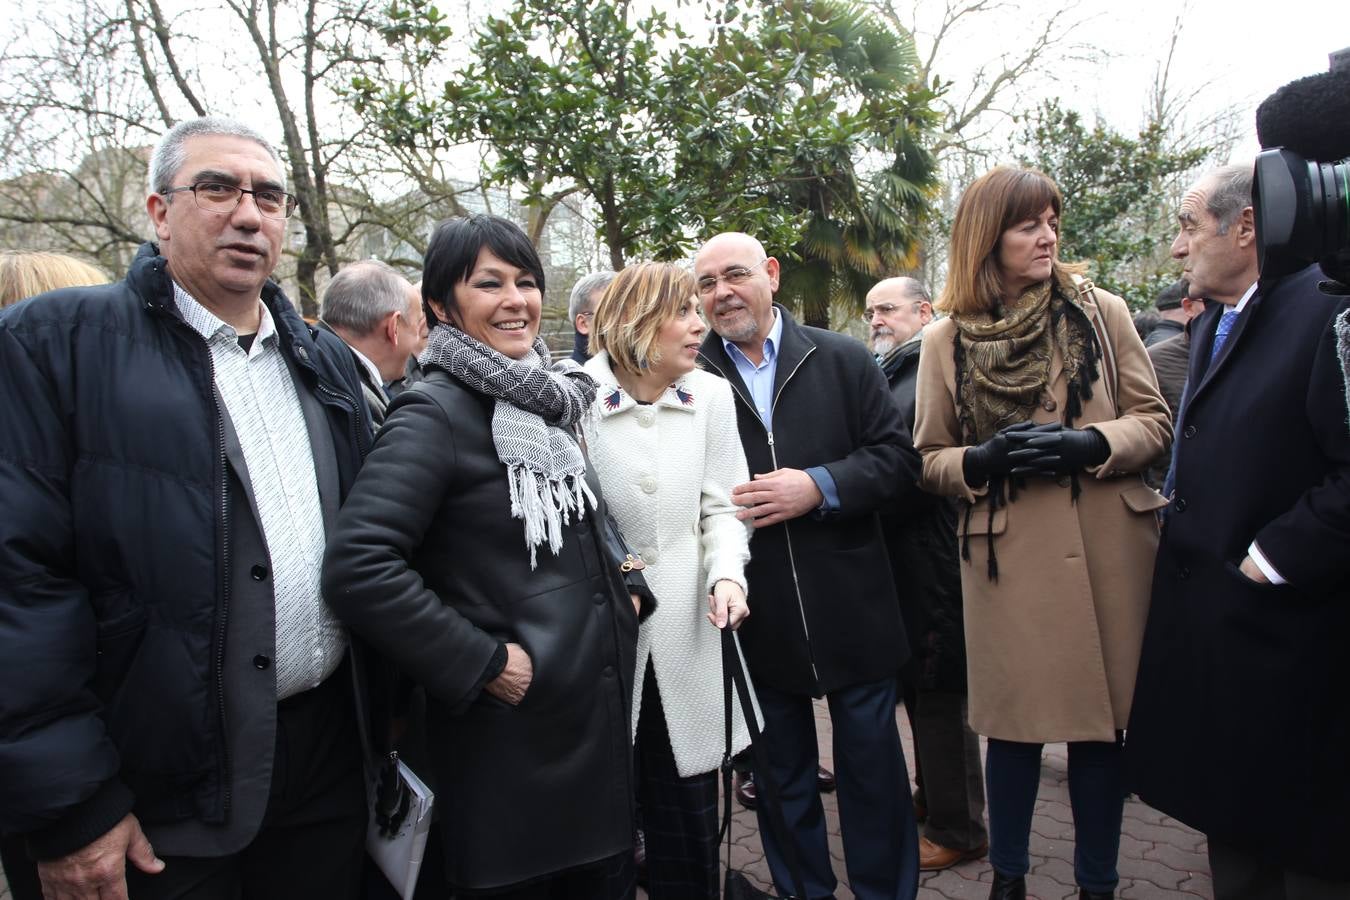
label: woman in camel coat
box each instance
[913,167,1170,900]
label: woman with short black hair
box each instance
[323,214,651,898]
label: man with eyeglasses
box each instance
[867,277,989,874]
[695,232,922,900]
[566,270,615,364]
[0,116,373,900]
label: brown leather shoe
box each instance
[919,835,989,871]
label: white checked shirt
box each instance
[174,283,344,699]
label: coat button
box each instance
[253,654,271,670]
[640,476,657,494]
[637,412,654,428]
[1174,498,1187,513]
[1041,395,1058,412]
[250,564,268,581]
[593,592,606,606]
[1184,425,1197,438]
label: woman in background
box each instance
[583,262,754,899]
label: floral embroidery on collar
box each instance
[673,384,694,406]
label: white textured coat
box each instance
[582,353,758,777]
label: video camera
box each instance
[1252,51,1350,289]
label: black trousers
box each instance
[634,662,720,900]
[900,685,987,851]
[126,666,367,900]
[754,677,919,900]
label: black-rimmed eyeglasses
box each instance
[162,181,299,219]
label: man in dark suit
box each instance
[695,231,921,900]
[319,260,426,425]
[1127,164,1350,899]
[0,116,372,900]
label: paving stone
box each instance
[1179,871,1213,897]
[1142,842,1208,876]
[1117,854,1190,890]
[1123,819,1207,852]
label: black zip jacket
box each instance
[698,305,919,696]
[0,244,370,858]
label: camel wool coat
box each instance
[913,284,1171,743]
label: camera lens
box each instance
[1253,148,1350,279]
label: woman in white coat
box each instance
[583,261,755,899]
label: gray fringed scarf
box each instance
[1337,308,1350,429]
[420,324,598,568]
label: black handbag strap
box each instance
[719,627,809,899]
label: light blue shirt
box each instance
[721,308,839,512]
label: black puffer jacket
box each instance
[0,244,369,858]
[322,368,647,891]
[879,337,967,692]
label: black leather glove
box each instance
[1006,424,1110,475]
[962,420,1039,487]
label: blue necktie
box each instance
[1208,308,1240,366]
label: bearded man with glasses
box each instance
[0,117,374,900]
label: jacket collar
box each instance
[587,351,698,417]
[698,303,816,409]
[878,329,923,380]
[131,241,325,378]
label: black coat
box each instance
[698,305,919,696]
[879,338,966,693]
[321,368,644,891]
[1126,266,1350,879]
[0,244,369,858]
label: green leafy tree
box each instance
[1016,99,1207,308]
[350,0,940,327]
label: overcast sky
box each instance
[957,0,1348,159]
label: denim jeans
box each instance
[985,734,1126,893]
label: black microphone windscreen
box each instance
[1256,68,1350,160]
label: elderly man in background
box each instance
[868,277,988,872]
[319,259,426,425]
[1128,164,1350,898]
[0,116,372,900]
[567,270,615,364]
[1143,277,1203,347]
[1142,278,1201,490]
[696,231,921,900]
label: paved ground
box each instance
[641,699,1210,900]
[2,701,1208,900]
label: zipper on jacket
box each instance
[316,382,369,459]
[211,376,233,819]
[151,296,234,819]
[701,349,822,691]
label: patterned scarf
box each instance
[949,273,1101,580]
[950,274,1100,444]
[420,324,598,568]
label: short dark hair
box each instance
[1154,278,1190,310]
[421,215,546,328]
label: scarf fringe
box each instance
[508,466,597,569]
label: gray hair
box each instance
[321,260,412,336]
[1203,164,1253,235]
[894,276,931,304]
[148,116,286,195]
[568,270,616,320]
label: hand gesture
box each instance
[37,813,164,900]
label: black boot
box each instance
[989,871,1026,900]
[1078,890,1113,900]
